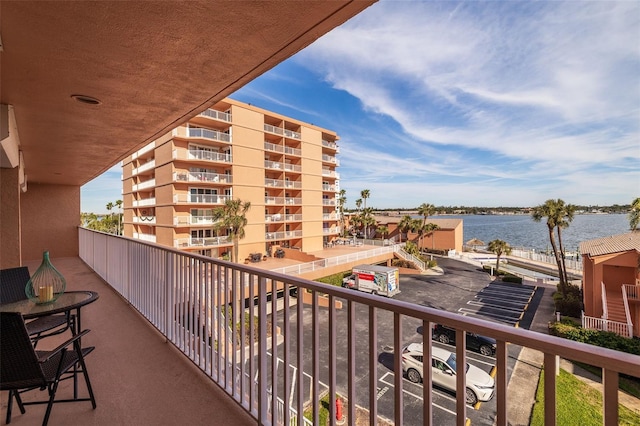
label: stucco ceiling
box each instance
[0,1,374,186]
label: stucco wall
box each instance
[20,183,80,262]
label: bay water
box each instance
[435,213,630,253]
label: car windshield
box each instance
[446,353,469,373]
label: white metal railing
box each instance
[174,171,232,184]
[264,142,301,157]
[199,108,231,122]
[174,236,231,248]
[321,169,339,179]
[284,146,301,156]
[132,198,156,207]
[264,123,284,136]
[321,139,337,150]
[265,160,284,170]
[132,179,156,192]
[133,216,156,224]
[322,184,336,192]
[174,215,219,226]
[79,228,640,426]
[131,141,155,160]
[394,248,427,271]
[582,313,631,338]
[621,284,633,338]
[174,193,232,205]
[173,149,232,163]
[322,228,339,235]
[510,248,582,272]
[624,284,640,300]
[283,163,302,173]
[188,127,232,143]
[265,230,303,240]
[132,160,156,176]
[322,199,335,206]
[283,129,301,140]
[265,214,302,223]
[265,178,302,189]
[132,232,156,243]
[265,197,301,206]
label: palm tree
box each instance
[555,202,576,286]
[532,199,570,293]
[377,225,389,240]
[355,198,362,212]
[417,203,436,227]
[361,208,376,240]
[115,199,123,235]
[422,222,439,259]
[337,189,347,237]
[629,197,640,231]
[213,198,251,263]
[398,215,413,243]
[105,202,115,234]
[488,239,511,275]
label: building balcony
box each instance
[322,169,339,178]
[322,184,336,192]
[174,193,232,205]
[198,108,232,123]
[68,229,639,426]
[265,230,303,240]
[323,213,338,220]
[323,227,339,235]
[187,127,232,143]
[322,139,339,152]
[322,199,336,206]
[131,141,155,160]
[174,236,232,248]
[132,232,156,243]
[132,216,156,224]
[321,154,339,166]
[264,142,301,157]
[263,124,301,140]
[173,148,232,164]
[131,160,156,176]
[265,214,303,223]
[174,215,220,226]
[132,178,156,192]
[132,197,156,207]
[174,171,232,184]
[265,197,302,206]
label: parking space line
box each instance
[458,308,519,324]
[466,300,525,313]
[477,289,533,300]
[474,294,530,306]
[379,372,458,416]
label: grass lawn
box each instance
[530,369,640,426]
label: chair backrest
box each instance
[0,266,31,304]
[0,312,46,390]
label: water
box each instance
[434,213,630,253]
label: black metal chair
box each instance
[0,311,97,425]
[0,266,72,342]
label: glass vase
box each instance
[25,251,67,304]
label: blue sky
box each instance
[82,0,639,213]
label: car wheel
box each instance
[406,368,422,383]
[466,387,478,405]
[479,345,493,356]
[438,334,450,345]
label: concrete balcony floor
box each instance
[1,257,255,426]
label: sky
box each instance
[81,0,639,213]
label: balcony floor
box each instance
[1,257,256,426]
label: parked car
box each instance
[432,324,496,356]
[401,343,495,405]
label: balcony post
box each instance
[394,313,403,425]
[602,368,619,426]
[543,353,557,426]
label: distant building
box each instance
[371,216,463,254]
[122,98,341,261]
[580,232,640,338]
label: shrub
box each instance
[502,275,523,284]
[549,319,640,356]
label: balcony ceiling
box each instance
[0,1,373,186]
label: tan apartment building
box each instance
[122,98,341,262]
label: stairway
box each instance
[605,290,628,323]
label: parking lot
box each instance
[272,256,545,425]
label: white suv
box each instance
[401,343,495,405]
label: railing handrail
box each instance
[79,228,640,426]
[394,247,427,271]
[621,284,633,338]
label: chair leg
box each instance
[6,390,13,424]
[77,350,97,409]
[42,382,59,426]
[14,391,26,415]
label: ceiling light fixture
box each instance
[71,94,101,105]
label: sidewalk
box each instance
[505,279,640,425]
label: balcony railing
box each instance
[174,215,219,226]
[132,160,156,176]
[132,232,156,243]
[264,142,301,157]
[199,108,232,122]
[174,193,232,205]
[132,178,156,192]
[131,141,155,160]
[265,230,303,240]
[265,197,302,205]
[173,149,232,164]
[322,199,336,206]
[263,124,301,140]
[174,171,232,184]
[187,127,232,143]
[174,236,231,248]
[79,229,640,426]
[132,198,156,207]
[133,216,156,224]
